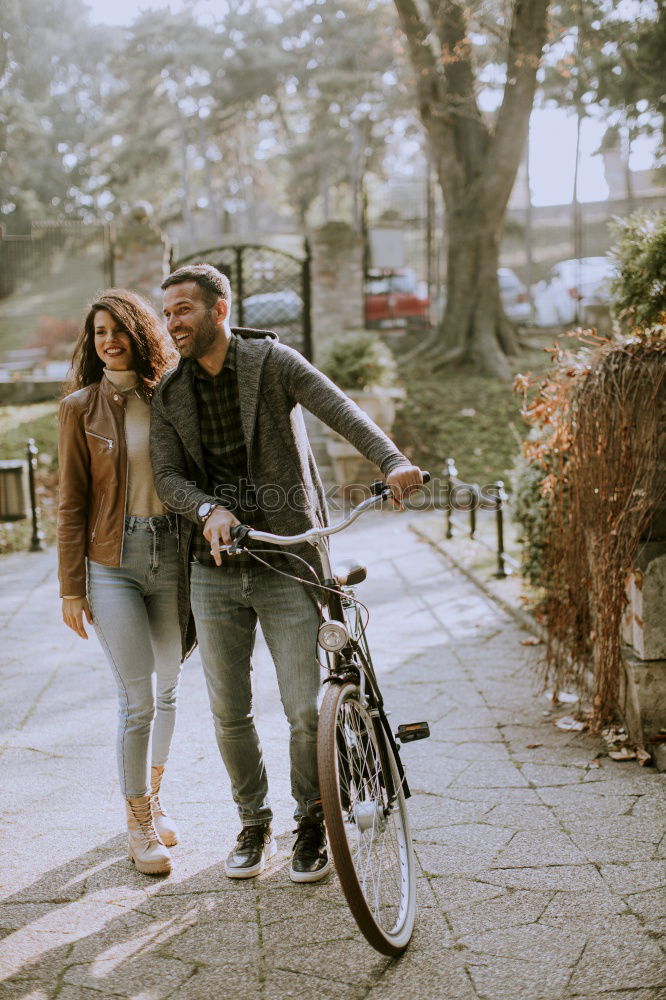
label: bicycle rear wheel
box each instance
[318,681,416,955]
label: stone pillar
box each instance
[309,222,364,361]
[112,203,173,309]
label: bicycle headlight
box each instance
[318,620,349,652]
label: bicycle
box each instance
[228,476,431,956]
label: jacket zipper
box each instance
[85,430,114,449]
[119,406,129,566]
[91,491,107,542]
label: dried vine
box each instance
[515,328,666,726]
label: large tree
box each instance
[394,0,550,379]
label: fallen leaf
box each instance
[526,743,543,749]
[555,716,587,732]
[587,760,601,769]
[521,637,543,646]
[608,747,637,761]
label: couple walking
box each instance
[57,264,423,881]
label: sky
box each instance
[84,0,660,208]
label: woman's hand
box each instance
[62,597,93,639]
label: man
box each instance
[150,263,423,883]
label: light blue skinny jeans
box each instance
[88,516,183,798]
[190,558,322,826]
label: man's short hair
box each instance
[161,264,232,309]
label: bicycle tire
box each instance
[318,681,416,956]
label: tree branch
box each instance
[486,0,550,212]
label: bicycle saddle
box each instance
[333,561,367,586]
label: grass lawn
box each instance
[393,334,553,488]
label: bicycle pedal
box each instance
[396,721,430,743]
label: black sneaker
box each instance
[224,823,277,879]
[289,819,331,883]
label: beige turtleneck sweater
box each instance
[104,369,164,517]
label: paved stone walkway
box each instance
[0,512,664,1000]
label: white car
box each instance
[533,257,615,327]
[498,268,532,325]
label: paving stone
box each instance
[458,921,586,966]
[466,954,573,1000]
[567,917,666,993]
[599,861,666,894]
[492,829,587,868]
[482,803,562,831]
[414,822,514,854]
[445,887,551,936]
[480,864,607,892]
[448,761,530,789]
[63,955,193,996]
[261,968,369,999]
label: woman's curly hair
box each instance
[66,288,177,397]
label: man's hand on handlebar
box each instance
[203,507,241,565]
[386,464,426,510]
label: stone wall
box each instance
[309,222,364,360]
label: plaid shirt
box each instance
[189,335,270,566]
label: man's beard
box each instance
[177,311,218,358]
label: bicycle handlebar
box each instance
[229,472,430,552]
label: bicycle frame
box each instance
[229,487,411,801]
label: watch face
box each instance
[198,502,213,521]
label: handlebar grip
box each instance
[230,523,251,544]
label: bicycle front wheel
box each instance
[318,681,416,955]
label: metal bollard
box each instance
[493,479,508,579]
[444,458,457,539]
[27,438,45,552]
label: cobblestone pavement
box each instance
[0,511,665,1000]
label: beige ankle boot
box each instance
[150,765,179,847]
[125,794,171,875]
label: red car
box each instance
[364,269,430,328]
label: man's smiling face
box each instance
[162,281,221,359]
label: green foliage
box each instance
[510,448,551,590]
[610,210,666,330]
[321,331,397,391]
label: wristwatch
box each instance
[197,500,218,524]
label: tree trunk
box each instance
[393,0,550,379]
[420,190,519,381]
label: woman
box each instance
[58,289,181,876]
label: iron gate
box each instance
[175,242,312,360]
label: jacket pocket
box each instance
[90,491,107,542]
[85,430,114,450]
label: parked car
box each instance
[498,267,531,325]
[431,267,532,326]
[240,289,303,328]
[533,256,615,327]
[364,268,429,328]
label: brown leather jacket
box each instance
[57,376,130,598]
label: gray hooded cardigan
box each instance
[150,328,408,659]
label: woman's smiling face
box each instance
[93,310,134,371]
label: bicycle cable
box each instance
[234,546,371,638]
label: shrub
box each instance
[320,331,397,391]
[610,210,666,331]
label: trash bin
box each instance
[0,460,28,521]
